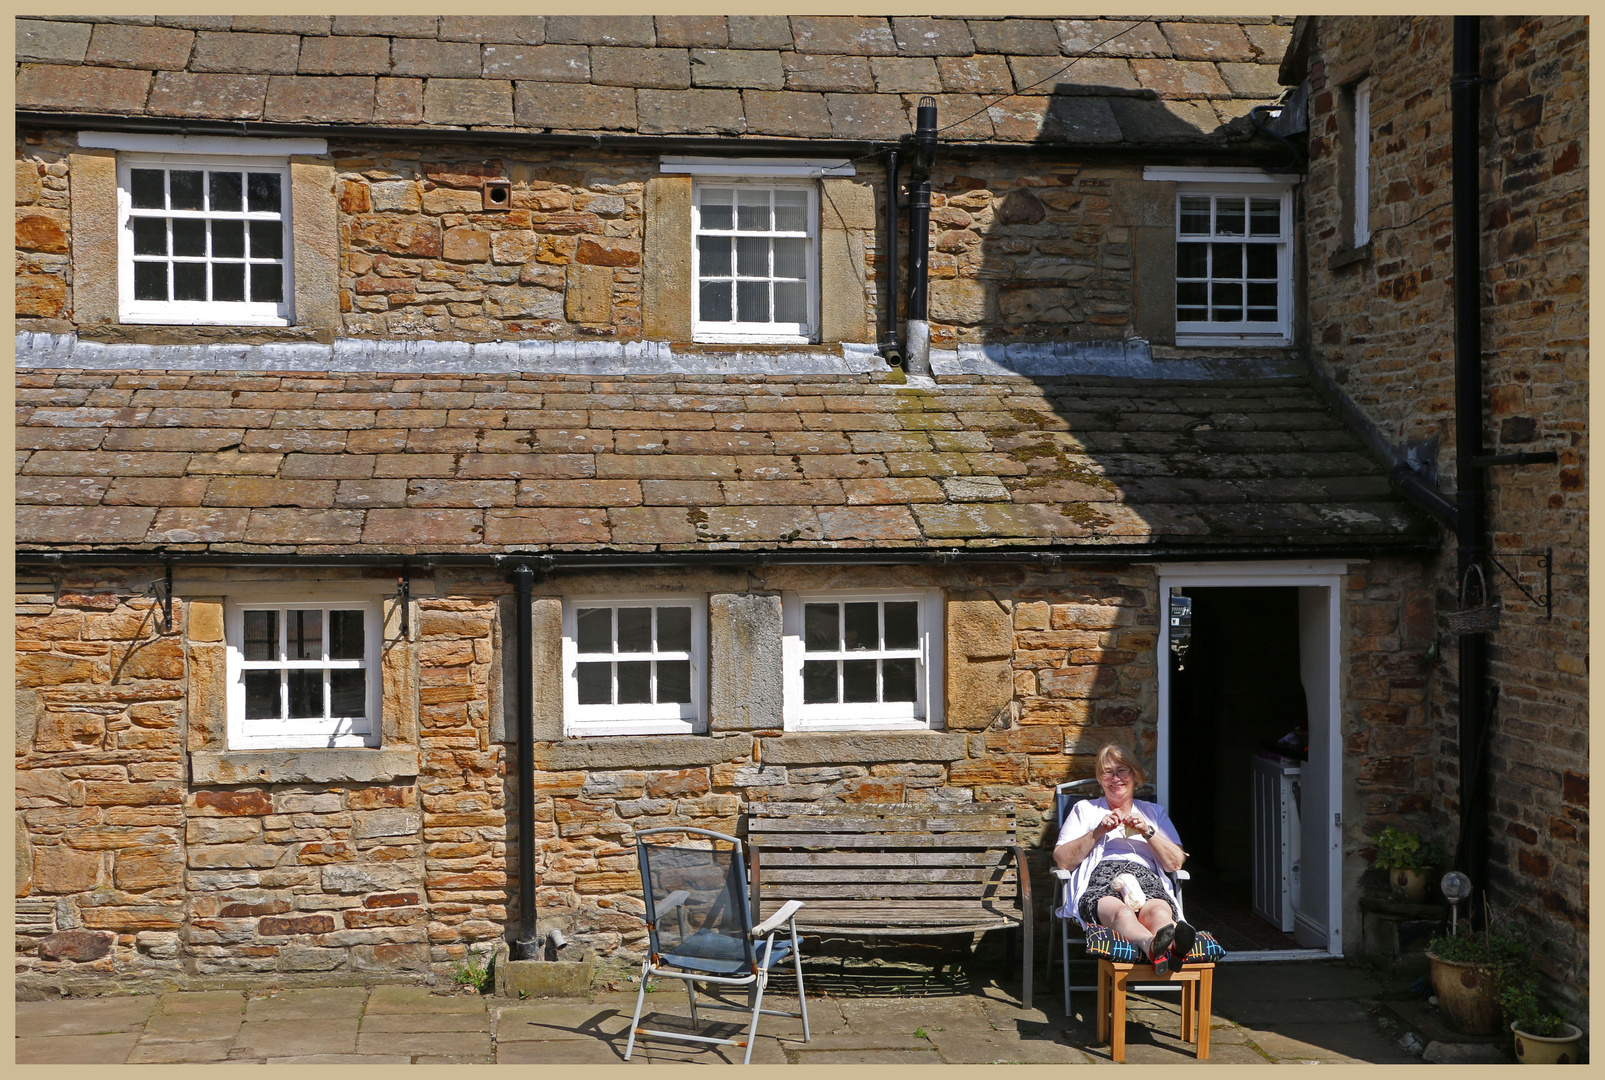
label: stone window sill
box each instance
[190,748,420,786]
[759,730,969,765]
[1328,241,1373,270]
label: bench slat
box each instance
[748,816,1014,834]
[761,883,1018,900]
[752,831,1017,849]
[760,867,1002,884]
[758,850,1009,868]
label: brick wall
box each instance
[1303,15,1588,1010]
[18,557,1435,987]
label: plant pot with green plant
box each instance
[1424,925,1525,1036]
[1373,826,1435,902]
[1501,969,1583,1064]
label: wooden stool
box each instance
[1096,958,1215,1063]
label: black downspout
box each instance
[1450,15,1491,900]
[510,563,539,959]
[903,98,938,377]
[879,147,902,366]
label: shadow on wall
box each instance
[919,83,1259,350]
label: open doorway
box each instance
[1156,564,1343,960]
[1169,586,1305,952]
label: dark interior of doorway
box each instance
[1169,585,1304,953]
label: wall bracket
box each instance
[1488,547,1551,619]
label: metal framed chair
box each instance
[625,826,811,1064]
[1046,779,1189,1017]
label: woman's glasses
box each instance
[1099,766,1133,781]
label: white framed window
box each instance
[563,597,707,736]
[1352,78,1372,247]
[225,600,381,750]
[1173,184,1294,346]
[117,154,293,325]
[782,589,944,732]
[692,181,818,344]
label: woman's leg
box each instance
[1095,896,1157,958]
[1136,899,1174,936]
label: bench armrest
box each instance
[751,899,804,937]
[1013,845,1033,909]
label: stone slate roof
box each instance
[16,369,1434,557]
[16,16,1293,147]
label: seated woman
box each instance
[1053,743,1196,974]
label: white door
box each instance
[1155,561,1345,959]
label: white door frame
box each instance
[1154,560,1347,959]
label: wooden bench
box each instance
[745,801,1034,1009]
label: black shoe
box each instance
[1170,921,1197,969]
[1149,924,1176,975]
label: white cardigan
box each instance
[1053,796,1183,925]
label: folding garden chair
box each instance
[1046,779,1189,1017]
[624,826,811,1064]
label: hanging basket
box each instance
[1446,563,1501,635]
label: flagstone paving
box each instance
[14,959,1449,1064]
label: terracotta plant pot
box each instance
[1513,1021,1582,1065]
[1427,952,1505,1035]
[1390,867,1429,903]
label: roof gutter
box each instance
[16,110,1293,167]
[14,542,1438,573]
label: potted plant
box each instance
[1372,826,1434,902]
[1501,970,1583,1064]
[1425,924,1525,1036]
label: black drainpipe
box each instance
[509,562,539,959]
[903,98,938,377]
[879,147,902,366]
[1449,15,1491,899]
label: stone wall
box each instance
[17,556,1435,988]
[1302,15,1588,1010]
[21,131,1166,347]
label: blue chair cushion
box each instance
[662,929,793,975]
[1084,925,1226,964]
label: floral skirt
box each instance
[1077,859,1176,926]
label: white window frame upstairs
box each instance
[1352,78,1372,247]
[562,596,708,737]
[1171,182,1295,347]
[782,588,944,732]
[116,152,294,326]
[690,179,819,345]
[225,599,382,750]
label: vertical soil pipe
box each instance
[510,562,539,959]
[1450,15,1491,899]
[904,98,938,377]
[879,147,903,365]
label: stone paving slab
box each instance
[127,1037,235,1063]
[267,1054,414,1064]
[361,1011,492,1032]
[232,1017,361,1058]
[243,986,370,1021]
[16,1032,143,1064]
[156,990,247,1014]
[790,1046,946,1063]
[495,1002,631,1041]
[139,1011,246,1042]
[355,1030,494,1056]
[16,995,156,1037]
[366,984,488,1013]
[1251,1022,1421,1064]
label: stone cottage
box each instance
[14,14,1497,996]
[1286,15,1588,1018]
